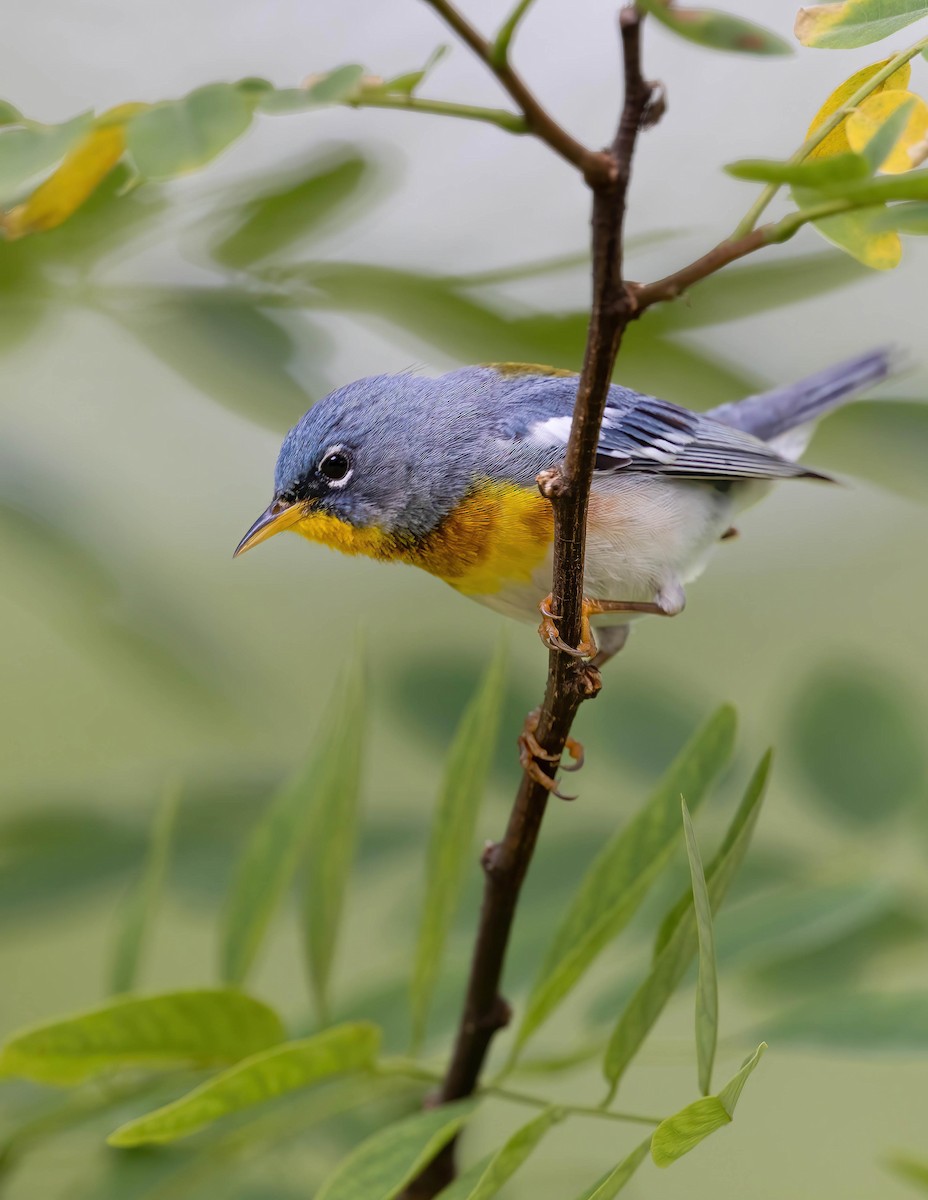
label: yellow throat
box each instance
[292,480,553,596]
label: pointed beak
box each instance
[233,499,306,558]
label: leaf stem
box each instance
[348,92,529,133]
[490,0,537,67]
[376,1060,662,1127]
[485,1083,663,1127]
[732,32,928,238]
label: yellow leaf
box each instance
[1,102,146,239]
[814,209,902,269]
[806,58,911,159]
[846,90,928,172]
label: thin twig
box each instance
[375,1060,663,1126]
[348,93,529,133]
[421,0,612,182]
[401,8,660,1197]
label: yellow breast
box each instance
[292,481,553,596]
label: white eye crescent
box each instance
[318,445,352,487]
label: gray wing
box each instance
[593,394,827,481]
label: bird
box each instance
[235,348,891,670]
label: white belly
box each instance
[468,474,742,625]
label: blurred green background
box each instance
[2,1,928,1197]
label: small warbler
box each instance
[235,350,890,665]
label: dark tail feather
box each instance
[707,347,896,442]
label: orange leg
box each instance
[518,707,585,800]
[538,594,674,659]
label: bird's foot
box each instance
[518,707,584,801]
[537,595,597,659]
[538,591,680,660]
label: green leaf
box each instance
[637,0,791,54]
[221,648,365,988]
[0,989,285,1085]
[573,1138,652,1199]
[809,166,928,203]
[791,170,928,268]
[716,880,896,969]
[681,800,718,1097]
[603,753,770,1095]
[110,289,324,431]
[108,781,180,995]
[378,47,449,96]
[459,1108,561,1200]
[267,257,760,406]
[725,153,870,186]
[303,643,367,1018]
[793,185,903,268]
[651,1043,766,1167]
[785,663,926,823]
[796,1,928,49]
[0,114,92,204]
[648,251,869,332]
[511,707,736,1058]
[434,1156,495,1200]
[315,1098,478,1200]
[126,84,253,180]
[887,1153,928,1192]
[210,152,375,269]
[107,1021,380,1146]
[872,201,928,231]
[0,100,23,126]
[257,66,365,114]
[235,76,275,99]
[410,639,507,1050]
[763,991,928,1049]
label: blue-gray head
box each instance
[233,368,536,557]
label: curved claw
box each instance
[560,735,585,773]
[519,710,582,799]
[539,598,561,621]
[522,755,577,800]
[537,593,597,659]
[519,712,560,763]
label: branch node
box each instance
[481,840,501,875]
[579,663,603,699]
[488,994,513,1031]
[536,466,569,500]
[641,79,667,130]
[619,3,639,31]
[584,150,620,188]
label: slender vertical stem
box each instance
[402,8,659,1197]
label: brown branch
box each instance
[403,8,659,1198]
[421,0,613,183]
[631,224,771,311]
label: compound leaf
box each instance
[650,1044,766,1167]
[0,990,284,1085]
[108,1021,380,1145]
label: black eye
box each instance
[319,450,351,483]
